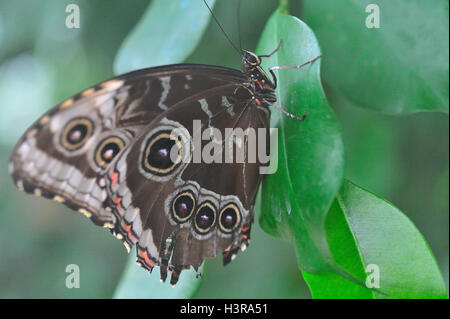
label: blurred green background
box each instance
[0,0,447,298]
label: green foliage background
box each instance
[0,0,447,298]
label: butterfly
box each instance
[8,33,321,285]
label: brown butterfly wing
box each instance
[9,64,269,285]
[9,64,247,227]
[101,84,270,284]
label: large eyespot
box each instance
[94,136,125,169]
[171,191,196,223]
[194,202,216,234]
[142,130,183,176]
[61,118,94,151]
[218,203,241,233]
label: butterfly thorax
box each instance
[242,50,277,105]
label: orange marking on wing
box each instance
[109,172,119,186]
[241,227,249,232]
[138,249,155,267]
[60,98,74,109]
[124,224,135,241]
[101,79,123,91]
[114,197,122,211]
[255,99,261,106]
[81,88,95,96]
[242,235,248,239]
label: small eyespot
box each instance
[61,118,94,151]
[94,136,125,169]
[218,203,241,233]
[142,131,183,176]
[194,202,216,234]
[171,191,196,223]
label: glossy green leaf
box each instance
[114,0,216,74]
[302,0,449,114]
[303,180,448,299]
[258,10,344,272]
[114,248,203,299]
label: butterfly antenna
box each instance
[203,0,241,55]
[237,0,243,51]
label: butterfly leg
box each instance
[258,39,283,58]
[267,54,322,90]
[268,102,307,122]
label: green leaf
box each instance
[257,10,344,272]
[302,0,449,114]
[303,180,448,299]
[114,0,216,74]
[113,248,203,299]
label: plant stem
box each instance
[279,0,290,14]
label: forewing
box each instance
[9,64,247,228]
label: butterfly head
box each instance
[242,50,261,67]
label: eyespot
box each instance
[194,201,216,234]
[171,191,196,223]
[218,203,241,233]
[61,118,94,151]
[94,136,125,169]
[142,130,183,176]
